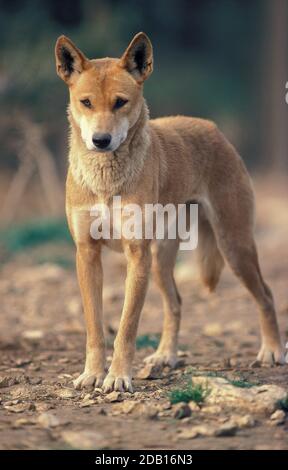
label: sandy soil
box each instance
[0,177,287,450]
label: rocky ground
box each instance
[0,177,287,450]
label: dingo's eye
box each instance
[114,97,128,110]
[80,98,92,108]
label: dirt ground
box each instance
[0,176,287,450]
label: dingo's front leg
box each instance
[103,242,151,393]
[73,242,106,389]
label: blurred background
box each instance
[0,1,288,450]
[0,0,287,228]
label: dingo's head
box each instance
[55,33,153,153]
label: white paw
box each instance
[144,351,180,368]
[102,373,133,393]
[73,371,105,390]
[250,344,285,367]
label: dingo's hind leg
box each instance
[145,238,181,368]
[207,184,284,365]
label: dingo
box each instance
[55,32,284,393]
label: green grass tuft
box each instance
[183,367,257,388]
[0,219,72,253]
[279,395,288,412]
[136,334,160,350]
[228,378,256,389]
[169,380,209,405]
[183,367,222,379]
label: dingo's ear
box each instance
[55,35,89,84]
[120,32,153,83]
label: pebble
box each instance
[4,402,34,413]
[270,409,286,425]
[136,363,163,380]
[61,430,108,450]
[38,412,60,428]
[0,376,18,388]
[173,403,191,420]
[55,388,77,399]
[104,391,123,403]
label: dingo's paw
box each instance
[144,351,180,368]
[102,373,133,393]
[73,371,105,390]
[250,344,285,367]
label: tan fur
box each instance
[196,204,224,292]
[55,33,284,393]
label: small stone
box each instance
[15,358,31,367]
[38,412,60,428]
[22,330,44,341]
[95,397,105,404]
[203,323,223,337]
[112,401,137,414]
[214,422,238,437]
[56,388,77,399]
[229,358,241,367]
[189,402,201,412]
[270,409,286,425]
[35,402,53,412]
[270,409,285,420]
[196,425,216,437]
[112,401,158,419]
[192,376,287,415]
[58,358,70,364]
[173,403,191,419]
[181,417,192,424]
[61,430,108,450]
[143,404,158,419]
[180,421,238,439]
[105,391,123,403]
[29,377,42,385]
[17,374,30,384]
[13,418,35,428]
[177,350,190,358]
[161,401,172,410]
[5,400,20,406]
[4,403,34,413]
[10,385,30,399]
[177,428,199,440]
[79,400,96,408]
[136,364,163,380]
[231,415,255,429]
[0,376,18,388]
[201,405,222,414]
[58,373,73,379]
[177,425,214,440]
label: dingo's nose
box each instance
[92,133,112,150]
